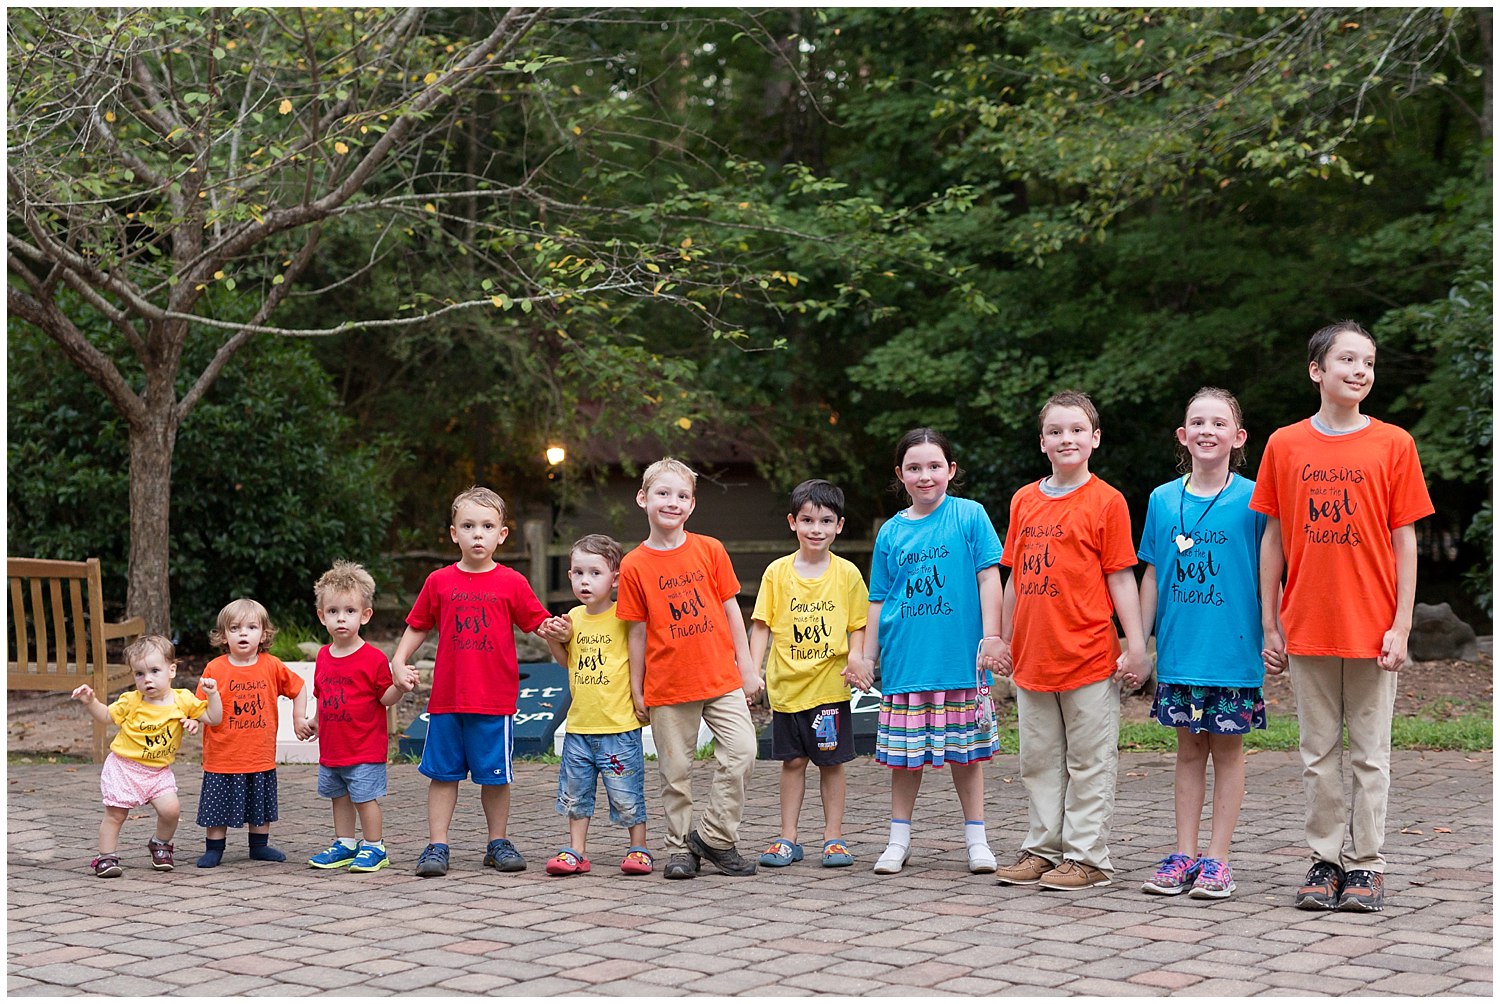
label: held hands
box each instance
[181,718,200,736]
[393,664,420,693]
[843,652,875,692]
[70,683,95,704]
[741,670,765,706]
[295,716,317,741]
[631,691,650,725]
[1113,645,1148,688]
[978,636,1012,679]
[535,615,572,643]
[1261,622,1289,677]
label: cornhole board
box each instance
[756,687,882,759]
[398,661,572,760]
[276,661,319,764]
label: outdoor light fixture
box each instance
[545,445,567,466]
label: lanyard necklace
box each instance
[1174,472,1231,553]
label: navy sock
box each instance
[197,837,226,868]
[248,832,285,862]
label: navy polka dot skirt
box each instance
[196,769,279,828]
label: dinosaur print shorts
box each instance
[1151,684,1266,735]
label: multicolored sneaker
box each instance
[348,842,390,873]
[308,841,359,869]
[1337,869,1385,912]
[1141,853,1201,896]
[1189,857,1235,899]
[1295,860,1345,910]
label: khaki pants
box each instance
[1289,655,1397,872]
[649,690,756,852]
[1016,677,1120,874]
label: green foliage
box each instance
[7,315,396,648]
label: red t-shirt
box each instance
[1250,418,1433,657]
[314,642,394,767]
[198,653,304,774]
[1001,476,1137,692]
[405,563,549,714]
[616,533,742,707]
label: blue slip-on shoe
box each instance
[821,839,854,868]
[759,838,804,868]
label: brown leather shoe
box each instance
[1038,859,1111,890]
[994,851,1054,886]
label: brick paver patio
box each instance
[7,751,1491,996]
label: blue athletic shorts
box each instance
[418,713,514,784]
[317,762,389,802]
[556,729,647,826]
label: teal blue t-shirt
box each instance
[1138,473,1267,688]
[868,495,1003,694]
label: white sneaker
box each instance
[967,843,997,874]
[872,843,911,875]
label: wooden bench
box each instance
[7,557,145,762]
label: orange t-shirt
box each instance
[197,652,304,774]
[1001,476,1137,692]
[1249,418,1433,657]
[616,533,742,707]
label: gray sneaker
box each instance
[686,829,757,876]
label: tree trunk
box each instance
[126,405,178,635]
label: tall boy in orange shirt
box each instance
[1252,321,1433,912]
[994,390,1147,891]
[616,458,762,880]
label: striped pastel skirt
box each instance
[876,688,996,770]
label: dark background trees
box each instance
[9,7,1491,643]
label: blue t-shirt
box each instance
[1138,473,1266,688]
[868,495,1004,694]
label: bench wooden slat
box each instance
[7,556,143,762]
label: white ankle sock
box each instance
[888,818,912,848]
[964,820,988,851]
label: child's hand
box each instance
[1377,628,1409,673]
[742,673,764,706]
[181,718,200,736]
[70,684,95,703]
[199,677,218,694]
[295,717,317,741]
[632,693,650,725]
[535,615,572,642]
[393,664,419,693]
[978,637,1011,678]
[1114,646,1148,687]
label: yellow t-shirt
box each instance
[564,604,638,734]
[752,553,868,714]
[108,689,209,766]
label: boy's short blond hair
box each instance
[640,457,697,494]
[123,634,175,669]
[314,560,376,608]
[451,485,507,523]
[209,597,278,651]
